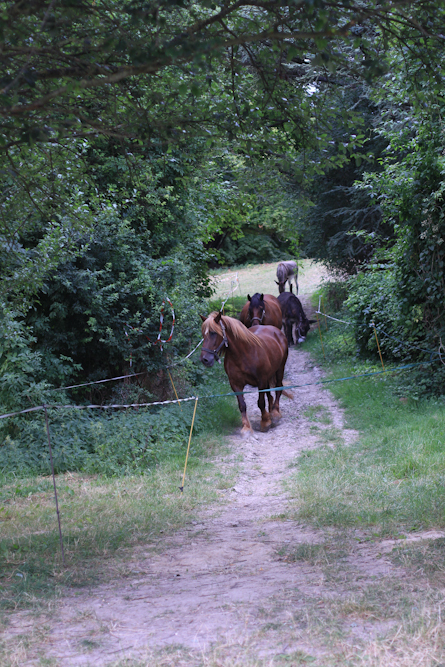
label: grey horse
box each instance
[275,260,298,294]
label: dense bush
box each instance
[296,87,391,274]
[0,304,77,413]
[25,214,208,384]
[345,270,410,359]
[0,403,197,476]
[215,232,291,266]
[324,271,445,397]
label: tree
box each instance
[295,83,391,273]
[1,1,445,151]
[2,0,445,388]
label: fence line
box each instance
[0,360,433,423]
[48,284,233,394]
[45,339,204,394]
[315,306,443,360]
[315,310,353,325]
[51,371,147,392]
[31,297,440,402]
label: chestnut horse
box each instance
[239,293,282,329]
[200,312,288,435]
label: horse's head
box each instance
[247,293,265,325]
[295,317,317,343]
[200,312,228,367]
[275,280,285,294]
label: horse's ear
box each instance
[275,280,279,285]
[200,314,207,322]
[214,311,222,324]
[247,294,251,301]
[260,293,264,300]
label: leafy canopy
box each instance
[1,0,445,151]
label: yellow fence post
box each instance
[167,369,182,410]
[315,312,326,360]
[373,321,385,372]
[321,296,328,330]
[180,397,199,492]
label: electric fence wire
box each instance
[0,360,433,422]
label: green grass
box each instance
[390,537,445,578]
[302,404,332,425]
[209,259,329,302]
[0,378,241,611]
[287,307,445,535]
[206,294,246,319]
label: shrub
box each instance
[344,271,445,397]
[216,232,291,266]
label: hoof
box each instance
[271,409,282,423]
[260,419,271,432]
[241,427,254,439]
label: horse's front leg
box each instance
[234,389,252,436]
[271,365,285,422]
[258,386,272,431]
[285,319,293,346]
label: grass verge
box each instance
[286,296,445,536]
[0,374,240,613]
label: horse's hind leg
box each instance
[258,386,272,431]
[267,388,274,414]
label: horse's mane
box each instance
[202,312,264,347]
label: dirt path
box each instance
[5,297,431,666]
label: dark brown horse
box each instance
[200,312,288,435]
[278,292,316,345]
[239,293,282,330]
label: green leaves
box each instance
[1,0,444,153]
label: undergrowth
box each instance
[0,364,240,611]
[0,354,239,477]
